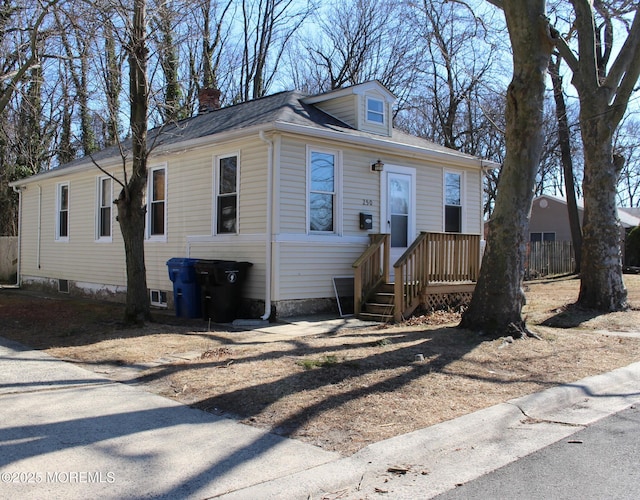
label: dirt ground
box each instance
[1,274,639,456]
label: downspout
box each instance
[11,185,23,286]
[480,161,486,239]
[37,185,42,269]
[259,130,273,320]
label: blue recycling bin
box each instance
[166,258,202,318]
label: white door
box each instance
[382,166,416,272]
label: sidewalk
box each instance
[1,332,640,500]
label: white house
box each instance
[10,81,492,321]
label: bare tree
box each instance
[411,0,500,151]
[554,1,640,311]
[295,0,418,100]
[236,0,312,101]
[55,5,98,155]
[460,0,556,337]
[113,0,151,323]
[102,17,123,147]
[549,54,582,271]
[0,0,60,236]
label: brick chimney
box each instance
[198,88,221,114]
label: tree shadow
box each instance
[540,303,613,328]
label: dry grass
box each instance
[1,274,639,456]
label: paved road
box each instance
[435,404,640,500]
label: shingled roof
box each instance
[14,85,485,184]
[52,90,353,171]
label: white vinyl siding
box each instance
[275,241,366,300]
[312,95,357,128]
[14,120,485,310]
[20,171,126,287]
[465,169,482,234]
[279,138,307,233]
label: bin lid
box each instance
[166,257,200,266]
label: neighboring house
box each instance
[528,194,640,270]
[10,81,492,320]
[529,194,640,243]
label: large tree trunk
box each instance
[563,1,638,312]
[459,1,554,338]
[577,99,627,310]
[116,185,150,324]
[117,0,151,324]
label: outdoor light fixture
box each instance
[371,159,384,172]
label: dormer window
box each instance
[366,97,385,124]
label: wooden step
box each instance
[363,301,394,316]
[371,291,394,305]
[358,311,394,323]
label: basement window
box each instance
[150,289,168,307]
[58,279,69,294]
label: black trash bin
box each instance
[166,258,202,318]
[194,260,253,322]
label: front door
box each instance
[382,166,416,274]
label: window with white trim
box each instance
[444,171,463,233]
[214,154,238,234]
[148,166,167,238]
[96,176,112,240]
[56,182,69,241]
[308,148,339,233]
[366,96,385,124]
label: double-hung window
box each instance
[530,232,555,242]
[97,176,112,240]
[308,149,339,233]
[366,97,385,124]
[56,182,70,241]
[215,154,238,234]
[148,166,167,239]
[444,171,463,233]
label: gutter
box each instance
[272,121,500,170]
[259,131,274,321]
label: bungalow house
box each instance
[10,81,493,322]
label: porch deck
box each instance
[352,232,481,322]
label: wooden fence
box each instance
[525,241,575,279]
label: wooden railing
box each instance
[352,234,390,316]
[393,232,481,321]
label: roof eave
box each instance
[273,121,488,169]
[9,122,275,187]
